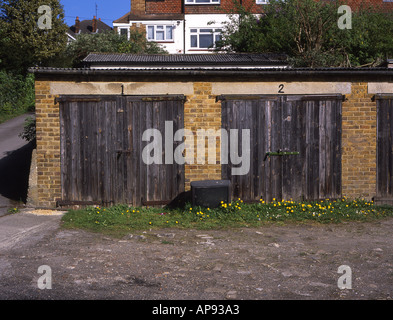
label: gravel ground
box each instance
[1,211,393,301]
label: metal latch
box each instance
[263,149,300,161]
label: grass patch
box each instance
[61,197,393,236]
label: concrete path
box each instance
[0,210,63,251]
[0,113,35,216]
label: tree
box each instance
[342,3,393,67]
[0,0,68,73]
[214,2,266,53]
[65,29,167,68]
[216,0,393,67]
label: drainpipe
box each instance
[183,20,186,54]
[182,0,186,54]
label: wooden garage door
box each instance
[221,94,342,202]
[59,95,185,206]
[376,94,393,202]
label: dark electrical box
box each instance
[191,180,231,208]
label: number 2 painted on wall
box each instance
[278,84,285,93]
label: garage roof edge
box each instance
[29,66,393,77]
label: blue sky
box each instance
[60,0,130,27]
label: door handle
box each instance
[263,149,300,161]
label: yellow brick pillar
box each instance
[184,82,222,190]
[35,81,61,207]
[341,82,377,200]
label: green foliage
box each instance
[66,29,167,67]
[215,1,265,53]
[217,0,393,67]
[0,0,68,73]
[0,71,24,111]
[7,207,19,214]
[0,71,35,123]
[19,116,36,143]
[119,29,168,54]
[340,5,393,66]
[216,0,342,66]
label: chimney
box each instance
[131,0,145,15]
[92,16,97,33]
[75,16,80,34]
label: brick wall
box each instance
[130,22,146,35]
[131,0,146,15]
[34,81,61,208]
[341,82,376,200]
[139,0,391,16]
[184,82,222,190]
[143,0,264,15]
[184,0,263,14]
[146,0,182,14]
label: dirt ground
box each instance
[0,211,392,300]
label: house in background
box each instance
[113,0,264,54]
[67,16,113,43]
[113,0,393,54]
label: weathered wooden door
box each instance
[375,95,393,203]
[221,94,342,202]
[59,95,185,206]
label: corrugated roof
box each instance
[29,66,393,74]
[82,53,289,65]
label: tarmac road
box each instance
[0,113,35,216]
[1,208,393,301]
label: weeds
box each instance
[61,197,393,235]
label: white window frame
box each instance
[146,25,174,42]
[190,28,222,50]
[118,27,130,39]
[185,0,220,4]
[256,0,269,4]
